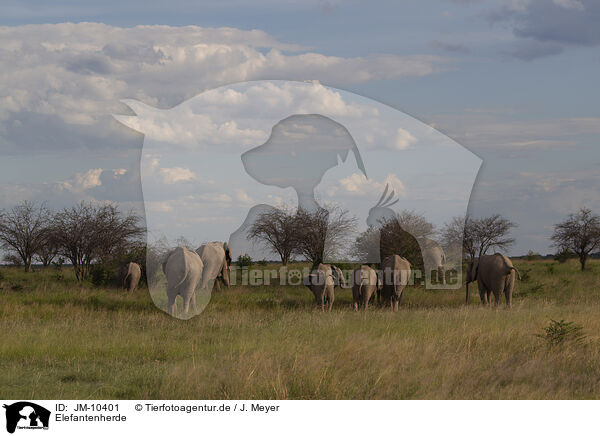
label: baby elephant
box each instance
[123,262,141,292]
[352,264,380,311]
[304,264,345,311]
[466,253,521,307]
[380,255,411,311]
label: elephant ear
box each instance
[332,266,345,288]
[223,242,232,265]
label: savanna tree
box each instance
[248,206,298,265]
[377,216,425,270]
[35,232,59,267]
[0,201,52,271]
[551,207,600,271]
[442,214,515,260]
[294,206,356,267]
[471,214,516,258]
[52,202,144,281]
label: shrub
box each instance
[525,250,542,261]
[52,257,65,270]
[536,319,585,346]
[555,248,575,264]
[3,254,23,267]
[237,254,253,268]
[257,258,268,266]
[90,264,117,287]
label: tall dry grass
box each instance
[0,259,599,399]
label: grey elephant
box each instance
[352,264,380,311]
[122,262,141,292]
[163,246,204,316]
[420,237,446,285]
[304,264,345,311]
[196,241,232,292]
[465,253,521,307]
[380,254,411,311]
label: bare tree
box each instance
[441,215,476,260]
[52,202,144,281]
[294,206,356,267]
[441,214,515,260]
[35,232,59,267]
[3,253,23,267]
[377,217,424,270]
[395,210,436,239]
[351,226,379,261]
[353,210,434,268]
[551,207,600,271]
[0,201,52,271]
[472,214,516,258]
[248,206,298,265]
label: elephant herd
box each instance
[122,245,520,316]
[305,255,412,312]
[304,252,520,312]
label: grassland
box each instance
[1,259,599,399]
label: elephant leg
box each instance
[327,289,334,312]
[492,288,501,306]
[393,299,399,312]
[479,283,488,306]
[504,286,512,308]
[167,294,177,316]
[440,266,446,285]
[214,279,221,293]
[376,288,381,306]
[221,267,230,288]
[505,274,515,308]
[183,293,192,314]
[190,291,197,312]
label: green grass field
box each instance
[1,259,599,399]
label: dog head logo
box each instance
[3,402,50,434]
[115,80,481,318]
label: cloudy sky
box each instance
[1,0,599,255]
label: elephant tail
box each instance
[510,266,521,280]
[167,247,190,291]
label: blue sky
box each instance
[1,0,599,255]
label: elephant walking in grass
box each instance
[304,264,345,311]
[196,241,232,292]
[381,255,411,311]
[163,246,203,316]
[466,253,521,307]
[123,262,141,292]
[352,265,380,311]
[420,238,446,286]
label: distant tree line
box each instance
[248,205,520,268]
[249,203,600,273]
[0,201,144,281]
